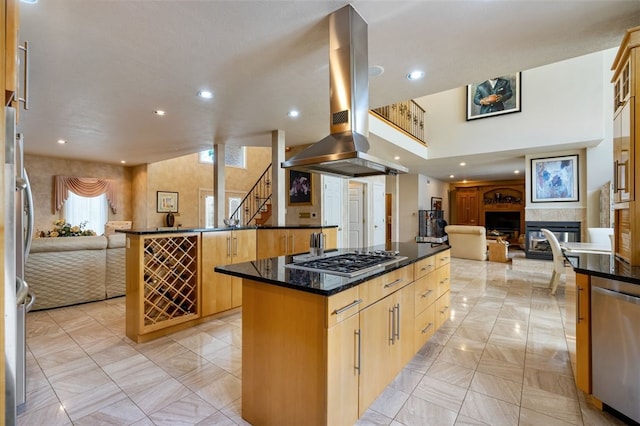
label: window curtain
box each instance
[54,176,118,213]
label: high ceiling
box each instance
[16,1,640,181]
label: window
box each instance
[64,192,108,234]
[199,146,246,168]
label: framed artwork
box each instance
[157,191,179,213]
[288,170,312,205]
[531,155,579,203]
[466,72,521,120]
[431,197,443,210]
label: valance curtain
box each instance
[54,176,118,214]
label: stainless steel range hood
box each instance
[281,5,408,178]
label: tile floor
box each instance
[18,252,626,425]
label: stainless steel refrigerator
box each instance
[4,106,35,424]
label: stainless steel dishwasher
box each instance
[591,276,640,424]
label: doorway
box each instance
[348,182,365,248]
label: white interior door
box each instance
[372,182,385,246]
[199,189,214,227]
[322,176,344,248]
[348,182,364,249]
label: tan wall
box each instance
[140,147,272,228]
[26,147,272,233]
[25,155,133,235]
[283,145,322,226]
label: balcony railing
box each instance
[371,100,426,144]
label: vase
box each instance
[166,212,175,227]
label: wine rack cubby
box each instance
[126,232,201,342]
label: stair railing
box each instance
[229,164,272,226]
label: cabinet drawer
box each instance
[414,256,436,279]
[360,265,413,308]
[435,250,451,269]
[435,291,451,330]
[414,304,436,352]
[436,264,450,298]
[327,285,361,327]
[414,273,437,315]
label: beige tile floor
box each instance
[18,252,627,425]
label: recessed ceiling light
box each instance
[121,160,126,164]
[463,179,468,183]
[198,90,213,99]
[154,110,165,116]
[459,162,466,166]
[514,170,520,174]
[57,139,66,144]
[449,174,455,179]
[288,110,299,118]
[407,70,425,81]
[394,156,400,160]
[369,65,385,77]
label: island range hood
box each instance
[281,5,408,178]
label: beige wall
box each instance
[139,147,272,228]
[26,147,272,233]
[25,154,133,234]
[283,145,322,226]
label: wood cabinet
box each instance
[414,250,450,351]
[201,229,256,317]
[241,249,451,426]
[612,27,640,265]
[256,227,337,259]
[4,0,19,108]
[125,232,201,343]
[455,189,479,225]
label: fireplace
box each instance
[485,211,521,235]
[525,221,581,260]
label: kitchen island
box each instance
[564,252,640,424]
[119,225,337,343]
[215,242,451,426]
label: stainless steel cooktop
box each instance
[285,251,408,277]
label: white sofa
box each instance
[25,234,126,310]
[444,225,488,261]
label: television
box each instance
[485,211,520,232]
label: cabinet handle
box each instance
[421,289,434,299]
[576,286,583,323]
[384,278,403,289]
[389,307,395,344]
[439,277,449,285]
[395,303,400,341]
[226,237,231,257]
[421,322,434,334]
[421,265,433,271]
[233,237,238,256]
[440,305,449,315]
[354,329,361,375]
[18,41,30,110]
[290,234,294,252]
[440,256,449,262]
[613,160,619,192]
[333,299,363,315]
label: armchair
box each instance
[444,225,487,261]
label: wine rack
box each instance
[142,235,198,326]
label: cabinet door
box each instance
[256,229,288,259]
[436,263,451,298]
[327,313,360,426]
[201,231,233,316]
[613,99,634,203]
[230,229,256,308]
[288,228,315,255]
[456,191,478,225]
[359,295,397,414]
[397,283,415,367]
[4,0,18,107]
[435,291,451,330]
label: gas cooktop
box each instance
[285,251,408,277]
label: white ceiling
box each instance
[16,1,640,182]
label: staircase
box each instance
[229,164,272,226]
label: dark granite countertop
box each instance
[565,252,640,286]
[118,224,338,235]
[215,242,451,296]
